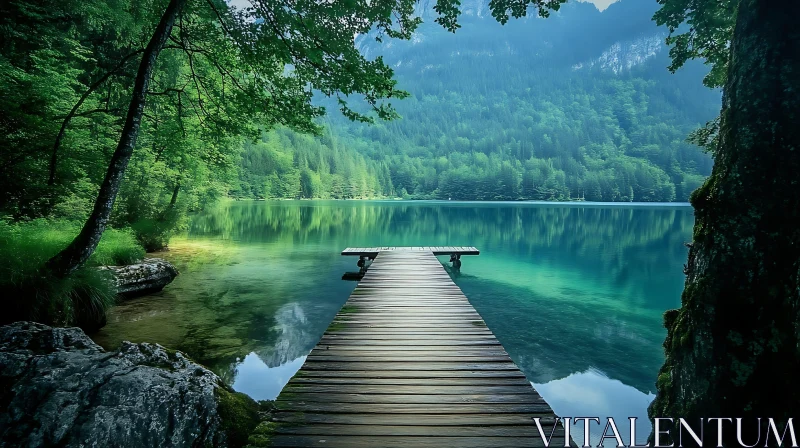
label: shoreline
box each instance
[222,197,694,207]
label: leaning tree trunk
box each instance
[648,0,800,445]
[47,0,188,277]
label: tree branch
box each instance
[48,48,144,185]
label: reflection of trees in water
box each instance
[190,201,693,283]
[192,201,691,246]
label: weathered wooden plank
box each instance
[292,370,529,379]
[342,246,480,256]
[306,348,507,357]
[337,305,477,310]
[350,284,460,287]
[329,321,489,327]
[350,285,462,289]
[319,335,497,342]
[349,294,467,299]
[272,424,560,437]
[298,361,519,370]
[281,385,540,395]
[333,316,485,321]
[352,284,462,288]
[311,345,501,352]
[350,291,465,294]
[321,330,494,336]
[308,349,506,356]
[269,436,564,448]
[355,286,456,288]
[327,323,487,329]
[353,284,460,288]
[332,315,483,321]
[287,377,530,387]
[326,322,488,327]
[273,402,552,413]
[305,356,512,363]
[323,328,490,334]
[356,276,455,280]
[354,282,457,284]
[333,306,479,311]
[315,340,502,347]
[352,288,462,290]
[275,393,546,404]
[272,413,558,426]
[333,308,480,313]
[333,316,478,321]
[337,316,481,321]
[361,273,453,276]
[319,333,494,341]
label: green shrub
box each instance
[0,218,145,329]
[130,216,177,252]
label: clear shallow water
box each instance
[93,200,693,444]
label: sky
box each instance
[578,0,620,11]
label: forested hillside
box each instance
[233,0,720,202]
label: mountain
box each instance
[233,0,720,202]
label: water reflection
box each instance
[534,369,655,446]
[232,354,307,401]
[92,200,692,435]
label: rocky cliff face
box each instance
[0,322,260,448]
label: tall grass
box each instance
[0,219,145,330]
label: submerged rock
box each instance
[0,322,259,448]
[100,257,179,298]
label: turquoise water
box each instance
[93,200,693,444]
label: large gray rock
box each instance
[0,322,259,448]
[100,257,179,298]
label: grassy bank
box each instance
[0,219,145,329]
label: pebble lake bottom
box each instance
[92,200,693,446]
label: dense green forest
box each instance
[232,0,720,202]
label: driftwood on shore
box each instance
[99,257,178,298]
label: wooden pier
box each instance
[269,248,567,447]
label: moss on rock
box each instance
[215,386,261,448]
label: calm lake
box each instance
[93,200,693,444]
